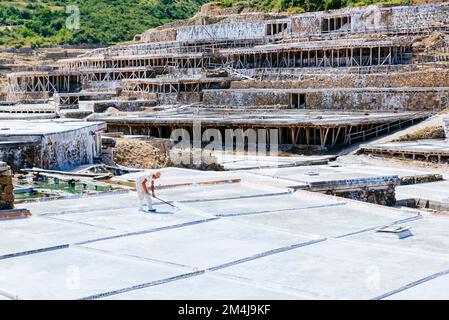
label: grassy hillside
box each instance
[0,0,414,48]
[0,0,208,48]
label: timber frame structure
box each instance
[360,142,449,163]
[223,41,410,69]
[122,78,232,94]
[94,111,429,149]
[3,3,449,149]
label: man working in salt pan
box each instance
[136,171,161,212]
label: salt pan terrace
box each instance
[360,140,449,164]
[0,120,105,170]
[1,167,449,300]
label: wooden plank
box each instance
[21,167,110,179]
[0,209,32,220]
[104,178,242,190]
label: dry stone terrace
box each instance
[2,4,447,150]
[1,1,447,169]
[5,3,449,98]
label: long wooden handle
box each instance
[151,194,176,208]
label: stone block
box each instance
[0,176,12,185]
[0,194,14,203]
[0,184,14,194]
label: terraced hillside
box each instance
[1,0,436,48]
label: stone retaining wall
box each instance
[0,162,14,210]
[231,69,449,89]
[306,175,400,206]
[203,88,449,111]
[91,100,157,113]
[140,3,449,43]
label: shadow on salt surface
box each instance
[80,218,321,270]
[0,293,12,300]
[103,273,309,300]
[0,246,189,300]
[45,202,210,234]
[225,201,419,238]
[0,216,119,258]
[5,181,295,257]
[384,271,449,300]
[154,182,288,203]
[217,238,449,300]
[1,196,215,257]
[185,191,345,217]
